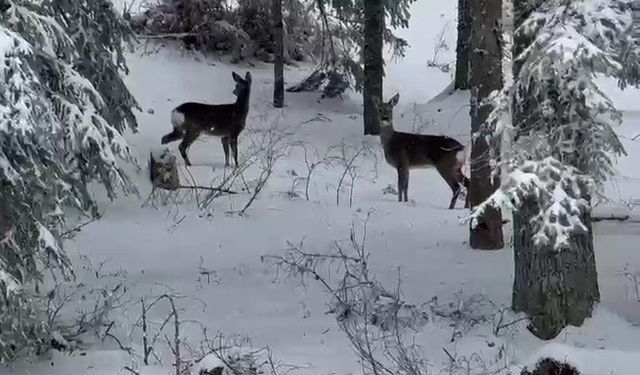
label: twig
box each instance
[335,144,367,207]
[239,167,273,215]
[177,185,238,195]
[136,32,195,39]
[442,347,456,362]
[494,316,529,335]
[105,332,133,355]
[142,298,151,366]
[61,214,101,239]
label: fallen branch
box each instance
[592,214,631,222]
[135,32,196,39]
[61,214,101,239]
[177,185,238,195]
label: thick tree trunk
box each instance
[512,199,599,339]
[468,0,504,250]
[363,0,384,135]
[455,0,471,90]
[272,0,284,108]
[511,0,600,339]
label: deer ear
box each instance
[389,93,400,107]
[232,72,242,82]
[245,71,252,83]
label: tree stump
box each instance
[149,147,180,190]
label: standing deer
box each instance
[161,71,252,167]
[374,93,469,209]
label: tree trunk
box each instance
[469,0,504,250]
[511,0,600,339]
[272,0,284,108]
[455,0,471,90]
[512,198,599,339]
[363,0,384,135]
[0,197,11,243]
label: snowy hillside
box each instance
[5,1,640,375]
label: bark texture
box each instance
[0,197,11,243]
[455,0,471,90]
[272,0,284,108]
[363,0,384,135]
[511,0,600,340]
[468,0,504,250]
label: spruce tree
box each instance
[0,0,138,359]
[475,0,633,339]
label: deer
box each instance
[161,71,252,167]
[373,93,470,209]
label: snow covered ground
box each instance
[5,1,640,375]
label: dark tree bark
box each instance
[455,0,471,90]
[468,0,504,250]
[0,197,11,242]
[511,0,600,340]
[272,0,284,108]
[363,0,384,135]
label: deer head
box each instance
[373,93,400,130]
[231,71,252,97]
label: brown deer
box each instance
[374,93,469,209]
[161,71,252,167]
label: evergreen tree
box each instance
[0,0,138,360]
[474,0,633,339]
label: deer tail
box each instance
[456,141,471,188]
[161,128,183,144]
[170,109,186,130]
[161,109,186,144]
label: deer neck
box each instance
[379,123,394,145]
[235,88,251,114]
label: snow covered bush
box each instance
[474,0,634,249]
[264,216,431,375]
[0,0,138,361]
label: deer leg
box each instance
[448,183,462,209]
[230,136,239,167]
[396,168,403,202]
[221,137,230,167]
[403,169,409,202]
[459,172,470,209]
[397,167,409,202]
[179,130,199,166]
[437,164,462,209]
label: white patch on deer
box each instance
[457,144,471,179]
[171,109,186,130]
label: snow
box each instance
[5,1,640,375]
